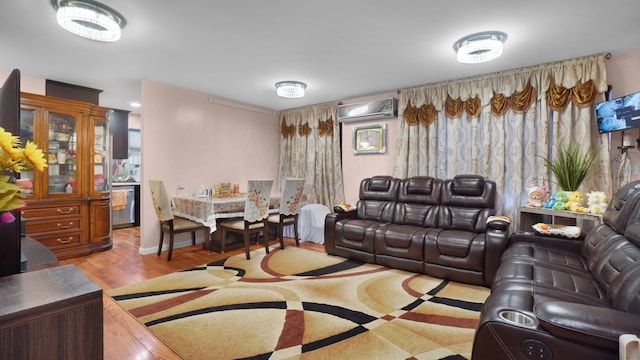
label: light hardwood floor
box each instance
[60,227,325,360]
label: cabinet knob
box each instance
[57,222,73,229]
[57,208,73,215]
[57,237,73,244]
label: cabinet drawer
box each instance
[22,205,80,219]
[33,232,82,249]
[25,217,81,234]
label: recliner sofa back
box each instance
[357,176,398,222]
[439,175,495,232]
[393,176,441,228]
[325,174,509,287]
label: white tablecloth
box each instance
[173,195,279,233]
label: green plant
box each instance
[542,142,597,191]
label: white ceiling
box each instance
[1,1,639,114]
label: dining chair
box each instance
[267,178,305,248]
[219,179,274,260]
[148,180,209,261]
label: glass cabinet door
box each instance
[47,112,78,195]
[19,108,36,196]
[92,119,109,193]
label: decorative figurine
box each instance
[551,191,569,211]
[584,191,608,214]
[525,186,549,208]
[566,191,585,213]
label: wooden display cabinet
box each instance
[19,93,112,259]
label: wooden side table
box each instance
[518,206,603,233]
[0,264,103,359]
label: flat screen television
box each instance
[596,90,640,133]
[0,69,22,277]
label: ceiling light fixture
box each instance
[275,81,307,99]
[51,0,126,42]
[454,31,507,64]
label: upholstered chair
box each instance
[148,180,209,261]
[267,178,305,248]
[219,179,274,260]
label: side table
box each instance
[518,206,603,233]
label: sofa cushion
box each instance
[332,219,380,254]
[424,229,486,272]
[358,176,399,222]
[439,206,492,232]
[451,174,485,196]
[440,175,495,232]
[374,224,427,265]
[394,176,441,227]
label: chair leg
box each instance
[278,223,285,249]
[244,232,251,260]
[221,228,227,253]
[191,231,196,246]
[263,221,270,255]
[293,221,300,246]
[157,231,164,256]
[167,233,175,261]
[203,228,209,248]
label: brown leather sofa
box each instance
[472,180,640,360]
[324,175,510,287]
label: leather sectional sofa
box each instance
[472,180,640,360]
[324,175,510,287]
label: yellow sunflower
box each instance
[0,127,21,160]
[0,127,47,218]
[21,141,48,172]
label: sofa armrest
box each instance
[324,211,358,255]
[484,226,510,286]
[486,216,510,231]
[509,231,583,253]
[534,301,640,351]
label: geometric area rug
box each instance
[108,246,490,360]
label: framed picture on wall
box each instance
[352,123,387,154]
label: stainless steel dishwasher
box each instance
[112,184,138,228]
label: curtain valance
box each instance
[280,104,336,138]
[400,54,607,123]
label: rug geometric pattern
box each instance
[108,246,489,360]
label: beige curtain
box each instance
[278,104,344,208]
[392,54,611,227]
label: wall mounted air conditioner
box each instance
[338,97,397,123]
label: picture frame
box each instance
[352,123,387,154]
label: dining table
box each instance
[172,194,280,252]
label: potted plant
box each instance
[543,142,597,192]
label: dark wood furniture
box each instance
[108,108,130,159]
[0,264,103,359]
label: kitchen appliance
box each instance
[112,184,138,228]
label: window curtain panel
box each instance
[392,54,611,227]
[278,104,345,209]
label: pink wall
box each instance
[604,50,640,185]
[0,70,45,95]
[339,92,398,205]
[139,80,280,252]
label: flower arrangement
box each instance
[0,127,47,224]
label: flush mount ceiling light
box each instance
[51,0,126,42]
[275,81,307,99]
[454,31,507,64]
